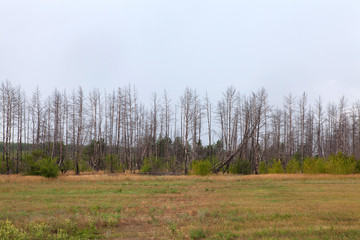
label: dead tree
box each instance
[75,87,84,175]
[284,93,296,162]
[32,87,42,149]
[204,92,212,157]
[299,92,307,162]
[16,88,25,173]
[163,90,172,168]
[180,88,194,174]
[192,90,201,161]
[315,96,324,157]
[212,90,264,173]
[1,81,16,174]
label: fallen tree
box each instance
[212,89,266,174]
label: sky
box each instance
[1,0,360,107]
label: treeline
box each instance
[1,80,360,175]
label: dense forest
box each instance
[1,80,360,176]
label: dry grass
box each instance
[240,173,360,180]
[1,173,360,239]
[0,174,48,184]
[2,172,360,183]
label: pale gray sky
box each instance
[1,0,360,106]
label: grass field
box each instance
[1,173,360,239]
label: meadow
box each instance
[1,173,360,239]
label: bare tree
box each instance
[163,90,172,167]
[284,93,296,162]
[315,96,324,157]
[212,89,265,173]
[192,90,201,160]
[75,87,84,175]
[1,81,17,173]
[299,92,307,162]
[180,88,194,174]
[150,93,159,160]
[2,79,360,175]
[205,92,212,157]
[337,96,347,153]
[15,88,25,173]
[32,87,42,149]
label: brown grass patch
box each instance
[2,172,360,184]
[0,174,48,184]
[57,172,360,183]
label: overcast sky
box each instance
[1,0,360,106]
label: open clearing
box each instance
[1,174,360,239]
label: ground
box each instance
[0,173,360,239]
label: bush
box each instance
[314,158,326,173]
[40,158,59,178]
[140,157,166,173]
[25,155,59,178]
[268,160,284,174]
[140,158,152,173]
[104,154,124,173]
[191,160,212,176]
[356,160,360,173]
[259,161,269,174]
[286,158,302,173]
[229,158,251,175]
[303,157,326,174]
[325,152,356,174]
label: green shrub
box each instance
[40,158,59,178]
[303,157,316,174]
[25,156,59,178]
[140,158,152,173]
[191,160,212,176]
[208,156,220,166]
[229,158,251,175]
[104,154,124,173]
[325,152,356,174]
[314,158,326,174]
[268,160,284,174]
[302,153,357,175]
[303,157,315,174]
[303,157,326,174]
[259,161,269,174]
[140,157,166,173]
[30,149,48,160]
[355,160,360,173]
[79,160,92,172]
[286,158,302,173]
